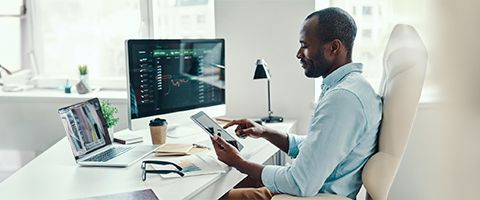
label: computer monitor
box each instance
[126,39,225,130]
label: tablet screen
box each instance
[191,111,244,151]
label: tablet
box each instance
[191,111,244,151]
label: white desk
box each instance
[0,120,295,200]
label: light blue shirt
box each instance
[261,63,382,199]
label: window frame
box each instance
[0,0,27,73]
[21,0,216,90]
[27,0,151,89]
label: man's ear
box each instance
[330,39,342,55]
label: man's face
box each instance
[296,17,333,78]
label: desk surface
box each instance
[0,120,295,200]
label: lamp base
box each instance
[260,115,284,123]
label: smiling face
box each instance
[296,16,334,78]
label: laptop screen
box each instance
[58,98,111,160]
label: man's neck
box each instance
[323,59,351,78]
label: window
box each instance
[25,0,215,88]
[315,0,432,98]
[362,29,372,38]
[151,0,215,39]
[362,6,372,16]
[0,0,23,73]
[32,0,141,81]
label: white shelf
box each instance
[0,87,127,103]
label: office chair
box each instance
[272,24,428,200]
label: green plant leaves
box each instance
[100,100,119,128]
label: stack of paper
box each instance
[154,144,194,156]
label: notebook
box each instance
[114,133,144,145]
[58,98,158,167]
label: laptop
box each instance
[58,98,158,167]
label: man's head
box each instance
[297,7,357,78]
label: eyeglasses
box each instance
[141,160,185,181]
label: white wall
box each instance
[216,0,316,134]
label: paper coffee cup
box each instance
[149,118,167,145]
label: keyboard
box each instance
[84,146,134,162]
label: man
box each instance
[210,7,382,200]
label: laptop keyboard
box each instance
[85,146,134,162]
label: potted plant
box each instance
[100,100,119,140]
[78,64,88,76]
[78,64,89,84]
[76,64,92,94]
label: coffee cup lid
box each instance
[149,118,167,126]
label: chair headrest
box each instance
[383,24,427,78]
[379,24,428,96]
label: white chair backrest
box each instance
[361,24,428,200]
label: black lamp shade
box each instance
[253,59,271,80]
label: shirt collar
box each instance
[321,63,363,91]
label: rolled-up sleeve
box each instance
[261,89,366,196]
[287,133,305,158]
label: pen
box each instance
[214,117,234,123]
[193,143,211,150]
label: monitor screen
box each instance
[126,39,225,121]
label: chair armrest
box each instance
[272,194,351,200]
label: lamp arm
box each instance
[267,79,272,118]
[0,64,13,76]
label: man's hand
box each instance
[209,135,265,182]
[209,135,243,167]
[223,119,269,139]
[224,119,290,154]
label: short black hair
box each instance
[306,7,357,59]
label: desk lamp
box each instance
[253,59,283,123]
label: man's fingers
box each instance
[236,131,247,138]
[223,120,238,129]
[209,136,218,148]
[235,126,245,136]
[243,127,256,134]
[210,136,223,152]
[223,118,250,129]
[234,125,242,132]
[234,126,257,138]
[215,136,238,152]
[214,135,228,145]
